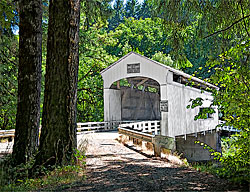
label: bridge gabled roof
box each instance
[101,52,218,90]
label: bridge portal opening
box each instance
[110,77,161,121]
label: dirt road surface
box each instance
[65,131,246,192]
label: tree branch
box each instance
[0,83,16,97]
[240,55,250,92]
[1,50,17,66]
[204,14,250,39]
[239,0,250,37]
[78,68,93,82]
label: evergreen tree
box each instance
[34,0,80,168]
[124,0,139,18]
[137,0,152,19]
[108,0,124,30]
[12,0,42,165]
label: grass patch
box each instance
[0,139,88,191]
[1,164,86,191]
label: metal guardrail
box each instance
[218,126,240,132]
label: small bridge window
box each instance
[173,73,212,92]
[199,107,214,119]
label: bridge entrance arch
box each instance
[101,52,170,136]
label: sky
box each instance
[13,0,145,35]
[111,0,144,7]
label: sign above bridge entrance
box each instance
[127,63,140,73]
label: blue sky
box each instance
[13,0,145,35]
[111,0,144,7]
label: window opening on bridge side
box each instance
[173,73,212,92]
[199,107,214,119]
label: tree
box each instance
[151,0,250,183]
[0,0,19,132]
[12,0,42,166]
[0,35,18,130]
[34,0,80,168]
[137,0,152,19]
[124,0,140,18]
[0,0,18,36]
[108,0,124,30]
[105,17,193,70]
[151,52,176,68]
[78,23,118,122]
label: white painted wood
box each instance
[101,53,167,89]
[104,89,121,122]
[119,121,161,135]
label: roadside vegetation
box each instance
[0,139,87,191]
[0,0,249,189]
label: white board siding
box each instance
[167,82,218,137]
[104,89,121,121]
[102,53,167,89]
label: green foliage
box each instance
[108,0,125,30]
[193,133,250,184]
[0,148,86,191]
[78,23,117,122]
[151,51,176,68]
[187,39,250,186]
[0,0,18,35]
[219,133,250,183]
[106,17,170,58]
[209,41,250,131]
[0,35,18,130]
[152,0,250,184]
[81,0,113,28]
[137,0,153,19]
[124,0,140,18]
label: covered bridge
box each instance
[101,52,220,161]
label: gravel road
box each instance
[66,131,246,192]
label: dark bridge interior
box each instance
[111,77,160,121]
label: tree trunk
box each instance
[12,0,42,165]
[35,0,80,167]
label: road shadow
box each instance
[63,156,243,192]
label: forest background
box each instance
[0,0,249,184]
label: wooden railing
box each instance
[76,121,132,134]
[0,129,15,139]
[0,121,133,139]
[0,120,240,139]
[118,121,175,157]
[118,120,161,135]
[217,121,240,132]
